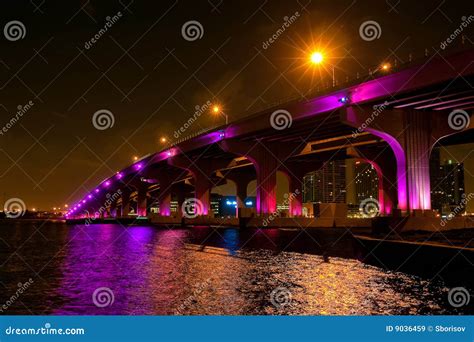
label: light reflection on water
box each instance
[0,222,471,315]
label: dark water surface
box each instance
[0,221,472,315]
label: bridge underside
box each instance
[68,51,474,229]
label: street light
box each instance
[371,62,392,76]
[381,63,391,71]
[309,50,335,87]
[212,105,228,125]
[160,137,167,144]
[310,51,324,64]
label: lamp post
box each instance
[212,105,228,125]
[310,51,335,87]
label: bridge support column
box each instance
[154,168,189,216]
[120,189,131,217]
[219,140,302,215]
[225,168,256,216]
[280,162,321,217]
[109,201,118,218]
[137,185,148,217]
[169,156,232,216]
[342,107,472,214]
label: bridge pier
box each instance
[120,189,132,217]
[137,184,148,217]
[280,162,319,217]
[224,167,256,215]
[343,107,472,214]
[219,140,303,215]
[154,168,187,216]
[169,155,232,216]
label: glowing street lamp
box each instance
[310,51,324,64]
[133,156,139,161]
[381,63,391,71]
[160,137,167,144]
[309,50,335,87]
[212,105,228,125]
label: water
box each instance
[0,221,472,315]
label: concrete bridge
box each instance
[66,49,474,231]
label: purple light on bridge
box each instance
[116,172,123,179]
[104,180,111,187]
[95,189,100,193]
[82,199,86,204]
[134,162,143,171]
[88,194,92,199]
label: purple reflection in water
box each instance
[53,225,188,315]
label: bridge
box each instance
[66,49,474,231]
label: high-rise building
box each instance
[354,161,379,204]
[430,147,465,215]
[303,160,346,203]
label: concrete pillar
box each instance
[280,162,320,217]
[120,189,131,217]
[168,156,232,216]
[342,107,473,214]
[219,140,302,215]
[225,167,256,215]
[109,200,118,218]
[137,185,148,217]
[153,168,188,216]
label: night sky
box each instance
[0,0,472,210]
